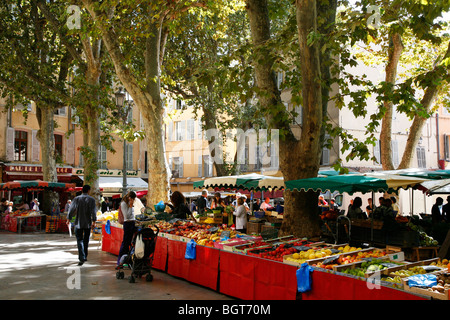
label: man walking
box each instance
[67,185,97,266]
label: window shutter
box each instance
[168,121,173,141]
[6,127,15,161]
[391,140,399,168]
[187,119,194,140]
[31,130,40,162]
[198,155,202,177]
[126,143,133,170]
[374,140,381,164]
[445,134,450,161]
[66,133,75,165]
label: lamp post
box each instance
[115,87,129,197]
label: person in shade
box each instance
[67,185,97,266]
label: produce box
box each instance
[351,218,383,230]
[214,238,249,251]
[283,253,308,267]
[246,246,274,257]
[404,271,450,300]
[335,259,408,278]
[388,258,443,279]
[232,241,270,254]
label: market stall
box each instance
[100,219,447,300]
[0,180,75,233]
[95,170,450,300]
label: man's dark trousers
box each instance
[75,227,91,262]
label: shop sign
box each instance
[74,168,139,177]
[6,165,72,174]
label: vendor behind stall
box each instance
[17,201,30,211]
[0,198,7,213]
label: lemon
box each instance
[292,253,300,259]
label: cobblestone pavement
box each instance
[0,230,233,300]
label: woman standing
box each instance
[166,191,194,220]
[211,192,225,209]
[346,197,366,219]
[116,191,137,268]
[233,197,247,233]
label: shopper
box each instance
[346,197,366,219]
[67,185,97,266]
[441,195,450,222]
[117,191,137,268]
[64,200,72,213]
[166,191,194,220]
[431,197,444,225]
[390,196,400,216]
[0,198,7,213]
[197,190,208,215]
[365,198,374,218]
[211,192,225,209]
[233,197,247,233]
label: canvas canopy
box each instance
[0,180,75,191]
[284,173,428,195]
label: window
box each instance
[202,155,213,177]
[14,130,27,161]
[54,107,66,116]
[417,146,426,168]
[175,121,185,141]
[54,134,63,159]
[171,157,183,178]
[187,119,195,140]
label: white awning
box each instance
[79,176,148,191]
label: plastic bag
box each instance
[105,220,111,235]
[185,239,196,260]
[407,274,437,288]
[118,206,124,224]
[296,262,314,293]
[135,234,145,259]
[154,200,166,212]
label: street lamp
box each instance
[115,87,129,197]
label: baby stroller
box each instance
[116,225,159,283]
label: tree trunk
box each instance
[82,1,170,206]
[246,0,324,238]
[35,102,58,214]
[380,32,403,170]
[82,62,102,205]
[398,40,450,169]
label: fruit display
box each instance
[337,245,360,253]
[429,259,449,268]
[249,245,297,261]
[382,275,403,284]
[339,259,401,277]
[391,266,428,278]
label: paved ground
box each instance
[0,230,234,301]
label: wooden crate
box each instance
[246,221,263,235]
[404,282,449,300]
